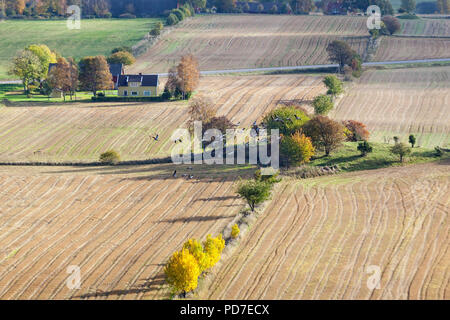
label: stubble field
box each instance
[331,66,450,148]
[0,73,325,162]
[198,161,449,299]
[0,164,253,299]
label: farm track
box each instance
[0,74,325,163]
[198,161,449,299]
[0,164,250,299]
[331,66,450,148]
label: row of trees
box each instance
[164,234,225,296]
[0,0,185,18]
[166,2,195,26]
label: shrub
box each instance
[280,131,315,166]
[237,180,272,211]
[231,224,240,239]
[99,150,120,164]
[390,142,411,162]
[112,46,132,54]
[150,28,161,36]
[313,95,334,115]
[164,248,201,295]
[323,75,343,97]
[166,13,179,25]
[434,146,443,157]
[262,106,310,136]
[254,169,281,185]
[357,141,373,157]
[408,134,416,148]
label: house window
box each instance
[123,90,128,96]
[144,91,151,96]
[131,91,138,96]
[129,82,139,87]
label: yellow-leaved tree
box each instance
[183,238,209,273]
[231,224,240,239]
[164,248,201,295]
[203,234,225,270]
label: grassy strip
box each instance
[307,142,447,173]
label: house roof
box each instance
[118,74,159,87]
[109,63,123,77]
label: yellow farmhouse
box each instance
[117,74,159,97]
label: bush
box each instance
[434,147,443,157]
[112,46,132,54]
[357,141,373,156]
[183,239,209,272]
[409,134,416,148]
[390,142,411,162]
[166,13,179,25]
[202,234,225,269]
[231,224,240,239]
[313,95,334,115]
[323,75,343,97]
[236,180,272,211]
[99,150,120,164]
[150,28,161,36]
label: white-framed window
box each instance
[123,90,128,96]
[129,82,139,87]
[131,91,138,96]
[144,91,151,96]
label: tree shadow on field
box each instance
[75,274,166,299]
[43,163,255,183]
[158,214,235,224]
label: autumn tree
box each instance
[390,142,411,162]
[202,234,225,269]
[164,248,201,295]
[187,95,217,131]
[343,120,370,141]
[25,44,57,81]
[47,57,78,101]
[183,239,209,272]
[177,54,200,99]
[262,106,310,136]
[237,179,272,212]
[203,116,235,136]
[215,0,236,12]
[291,0,315,14]
[302,116,345,156]
[436,0,450,13]
[107,51,135,66]
[231,224,240,239]
[9,50,42,95]
[381,16,401,35]
[78,56,113,96]
[313,95,334,115]
[326,40,356,72]
[280,131,315,167]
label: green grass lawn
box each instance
[0,18,162,80]
[0,83,118,103]
[308,142,446,172]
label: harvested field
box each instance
[0,74,325,162]
[130,15,369,73]
[399,18,450,37]
[374,37,450,62]
[198,160,450,299]
[331,66,450,148]
[0,164,253,299]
